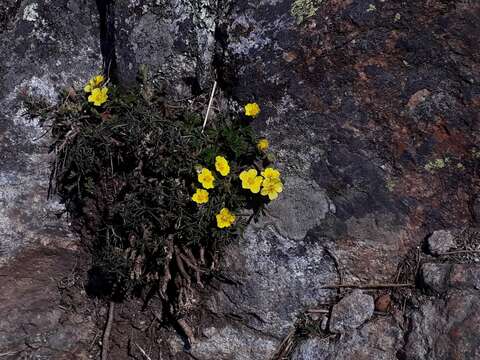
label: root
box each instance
[177,318,195,345]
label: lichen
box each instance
[290,0,323,25]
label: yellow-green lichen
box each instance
[424,157,450,172]
[291,0,323,24]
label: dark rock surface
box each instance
[0,247,95,359]
[1,0,480,359]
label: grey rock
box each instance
[189,324,278,360]
[421,263,480,293]
[427,230,456,256]
[292,317,403,360]
[115,0,218,95]
[207,224,339,339]
[329,290,374,334]
[0,0,100,263]
[405,292,480,360]
[263,176,333,240]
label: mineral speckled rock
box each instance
[427,230,456,255]
[329,290,374,334]
[293,317,403,360]
[0,1,100,357]
[0,0,100,263]
[114,0,218,95]
[421,263,480,293]
[404,292,480,359]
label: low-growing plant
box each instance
[27,74,284,311]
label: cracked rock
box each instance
[329,290,374,334]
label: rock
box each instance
[407,89,431,111]
[473,197,480,224]
[404,292,480,359]
[1,0,480,359]
[0,247,95,358]
[375,294,392,313]
[205,224,339,339]
[189,324,278,360]
[421,263,480,293]
[0,0,100,263]
[114,0,218,96]
[293,317,403,360]
[427,230,456,256]
[329,290,374,334]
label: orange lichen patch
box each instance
[429,120,470,156]
[282,51,298,63]
[407,89,431,110]
[390,124,412,159]
[385,31,400,52]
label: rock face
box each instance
[329,290,374,334]
[1,0,480,359]
[292,317,404,360]
[0,0,100,262]
[404,292,480,360]
[421,263,480,293]
[0,1,100,358]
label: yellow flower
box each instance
[261,177,283,200]
[239,169,263,194]
[261,167,281,180]
[84,75,105,93]
[88,87,109,106]
[216,208,236,228]
[192,189,209,204]
[215,156,230,176]
[198,168,215,189]
[244,102,261,117]
[257,138,269,151]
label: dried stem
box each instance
[322,283,414,289]
[201,81,217,133]
[101,301,115,360]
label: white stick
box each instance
[135,343,153,360]
[202,81,217,133]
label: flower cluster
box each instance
[240,167,283,200]
[41,74,288,301]
[193,156,236,228]
[191,103,283,229]
[84,74,109,106]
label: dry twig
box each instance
[321,283,414,289]
[201,81,217,133]
[135,343,153,360]
[101,301,115,360]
